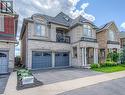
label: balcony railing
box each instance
[56,36,70,43]
[107,40,120,45]
[81,37,97,43]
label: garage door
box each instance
[55,52,69,67]
[0,51,8,74]
[32,51,52,69]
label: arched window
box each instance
[83,25,92,37]
[109,30,115,41]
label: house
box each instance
[0,1,18,74]
[119,32,125,49]
[20,12,98,70]
[96,21,120,63]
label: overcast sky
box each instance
[13,0,125,56]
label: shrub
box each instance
[100,61,117,67]
[90,64,100,68]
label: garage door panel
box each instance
[55,52,69,67]
[0,52,8,74]
[32,51,52,69]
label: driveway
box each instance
[32,67,103,85]
[58,77,125,95]
[0,74,9,94]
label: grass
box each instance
[91,64,125,73]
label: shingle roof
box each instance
[31,12,97,28]
[96,21,114,32]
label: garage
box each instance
[32,51,52,69]
[0,51,8,74]
[55,52,69,67]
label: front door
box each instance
[0,51,8,74]
[86,48,94,64]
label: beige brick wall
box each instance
[27,40,71,69]
[0,42,15,70]
[70,23,97,43]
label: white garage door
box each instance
[0,51,8,74]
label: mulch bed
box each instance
[16,76,43,90]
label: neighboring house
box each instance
[96,21,120,63]
[20,12,98,70]
[0,1,18,74]
[119,32,125,49]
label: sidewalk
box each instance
[4,71,125,95]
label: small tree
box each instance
[121,48,125,64]
[107,51,119,62]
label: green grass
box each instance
[91,64,125,73]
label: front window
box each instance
[83,25,92,37]
[109,30,115,41]
[35,23,45,36]
[0,15,4,32]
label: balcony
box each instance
[81,37,97,43]
[56,36,70,43]
[107,40,120,45]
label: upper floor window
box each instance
[0,16,4,32]
[83,25,92,37]
[35,23,45,36]
[109,30,115,41]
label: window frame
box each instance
[108,30,115,41]
[83,24,93,38]
[35,22,46,37]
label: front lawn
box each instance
[91,64,125,73]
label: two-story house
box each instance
[0,1,18,74]
[20,12,98,70]
[97,21,120,63]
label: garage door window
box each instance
[43,53,51,56]
[34,52,42,56]
[0,53,6,57]
[63,53,68,56]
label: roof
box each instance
[96,21,116,33]
[119,32,125,38]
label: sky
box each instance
[13,0,125,56]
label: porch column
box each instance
[81,48,84,66]
[81,47,87,66]
[94,48,98,63]
[84,47,87,66]
[52,52,55,68]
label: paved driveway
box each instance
[0,74,9,94]
[58,77,125,95]
[32,67,103,85]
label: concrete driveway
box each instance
[0,74,9,94]
[58,77,125,95]
[32,67,103,85]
